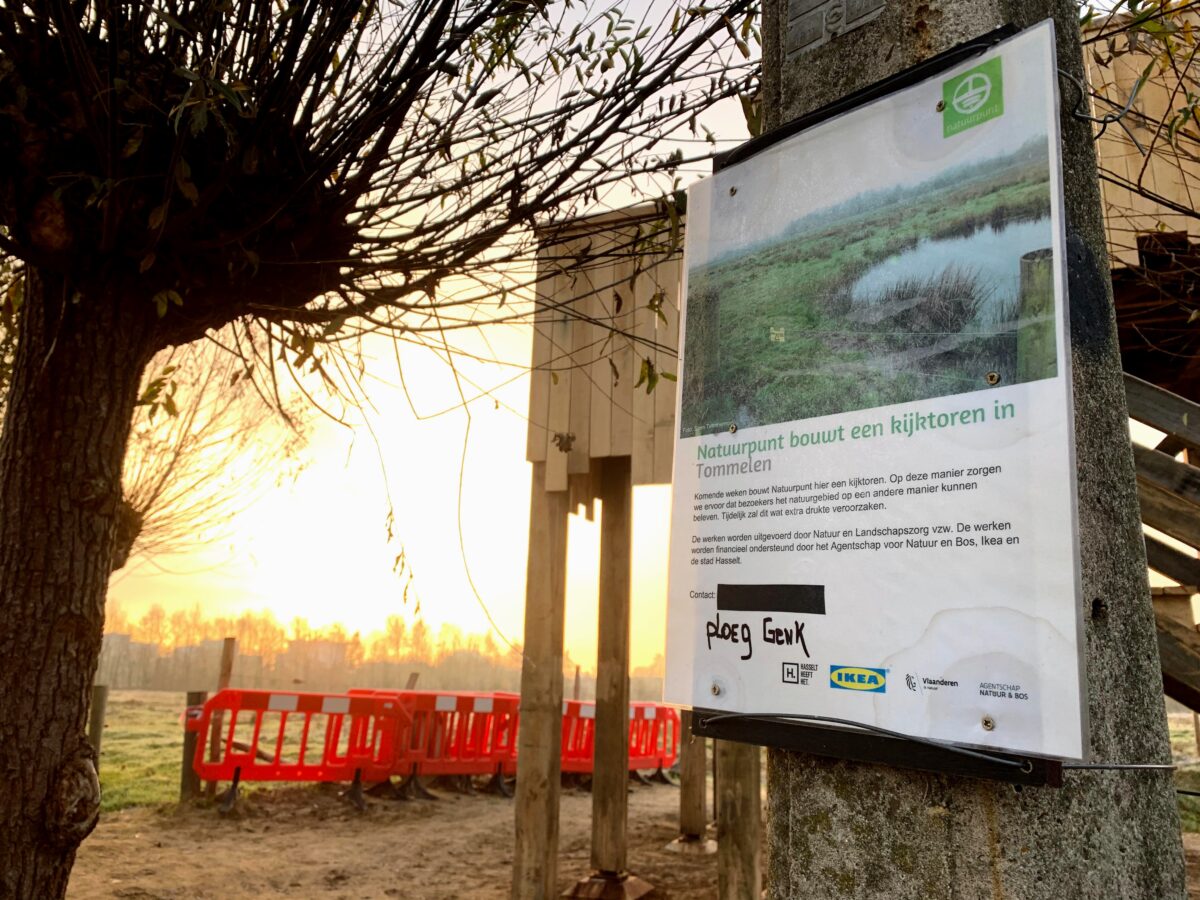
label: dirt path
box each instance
[69,781,716,899]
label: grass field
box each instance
[680,141,1055,435]
[96,690,188,812]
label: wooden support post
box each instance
[88,684,108,772]
[405,671,420,690]
[666,711,716,854]
[569,456,657,899]
[573,665,581,701]
[716,740,761,900]
[180,690,207,801]
[512,462,570,900]
[592,456,632,875]
[205,637,237,800]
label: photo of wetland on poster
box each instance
[680,133,1059,437]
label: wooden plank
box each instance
[610,244,637,458]
[588,255,614,459]
[716,739,761,900]
[1135,443,1200,507]
[591,456,633,874]
[1145,533,1200,587]
[1154,593,1196,631]
[566,257,594,476]
[1138,479,1200,550]
[543,266,574,492]
[512,462,570,899]
[1124,373,1200,446]
[526,250,555,463]
[630,257,658,483]
[1157,611,1200,713]
[653,258,681,486]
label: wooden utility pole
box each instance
[716,741,760,900]
[761,1,1185,896]
[512,461,570,900]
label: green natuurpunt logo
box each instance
[943,57,1004,137]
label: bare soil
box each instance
[68,781,717,899]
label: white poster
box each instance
[665,21,1086,760]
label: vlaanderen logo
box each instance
[943,57,1004,137]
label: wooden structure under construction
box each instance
[513,203,680,900]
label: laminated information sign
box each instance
[664,21,1085,760]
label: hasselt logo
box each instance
[829,666,887,693]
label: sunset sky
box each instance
[106,315,680,672]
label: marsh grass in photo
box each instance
[680,138,1057,436]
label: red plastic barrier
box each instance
[187,689,407,784]
[187,689,677,789]
[560,700,679,773]
[349,689,520,779]
[560,699,596,774]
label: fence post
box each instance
[205,637,237,800]
[180,690,207,801]
[716,740,760,900]
[88,685,109,771]
[666,710,716,854]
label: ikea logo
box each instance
[829,666,887,693]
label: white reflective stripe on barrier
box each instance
[322,696,350,714]
[644,707,657,720]
[435,695,458,712]
[581,705,595,720]
[474,697,494,713]
[268,694,299,712]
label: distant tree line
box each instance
[97,601,664,699]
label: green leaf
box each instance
[151,289,183,318]
[120,128,144,159]
[148,203,168,230]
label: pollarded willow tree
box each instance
[0,0,756,893]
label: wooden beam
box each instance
[679,711,707,840]
[716,740,761,900]
[591,456,633,876]
[1138,479,1200,550]
[512,463,570,900]
[1145,534,1200,585]
[1157,611,1200,713]
[1124,372,1200,446]
[1134,443,1200,507]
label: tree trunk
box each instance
[0,269,155,898]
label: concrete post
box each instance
[761,2,1185,897]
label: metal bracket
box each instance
[691,708,1063,787]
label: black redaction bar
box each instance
[716,584,826,615]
